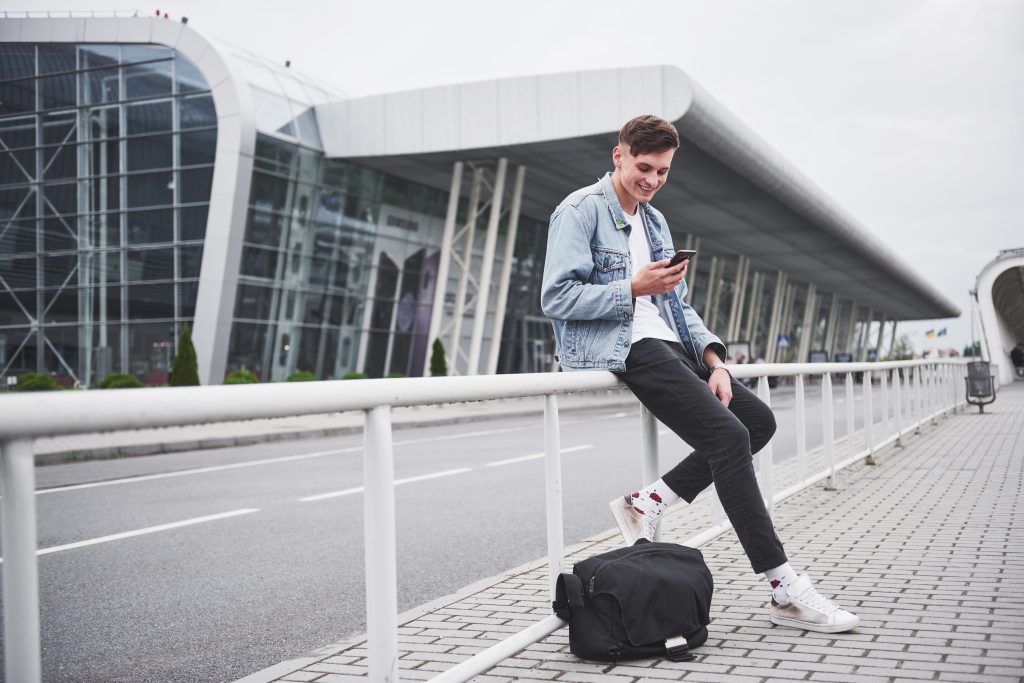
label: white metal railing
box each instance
[0,359,966,682]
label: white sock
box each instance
[764,563,800,602]
[629,478,680,519]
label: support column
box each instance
[842,302,858,356]
[858,309,874,361]
[486,164,526,375]
[726,255,749,342]
[888,321,899,359]
[823,293,840,359]
[468,158,508,375]
[424,161,464,374]
[764,271,786,362]
[449,168,484,374]
[744,271,763,347]
[704,256,722,331]
[874,315,887,361]
[797,283,817,363]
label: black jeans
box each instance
[615,338,788,573]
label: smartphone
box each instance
[668,249,697,268]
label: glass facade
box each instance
[0,43,215,386]
[228,133,553,381]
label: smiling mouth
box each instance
[638,184,654,193]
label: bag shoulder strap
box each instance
[552,573,585,621]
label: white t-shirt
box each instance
[625,208,680,344]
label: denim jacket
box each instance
[540,173,726,372]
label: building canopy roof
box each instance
[315,65,959,321]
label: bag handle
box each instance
[664,635,695,662]
[552,573,585,620]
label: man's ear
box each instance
[612,145,622,167]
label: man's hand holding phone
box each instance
[631,250,694,297]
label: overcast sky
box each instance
[11,0,1023,353]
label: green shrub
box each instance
[224,368,259,384]
[287,370,317,382]
[341,371,368,380]
[386,372,406,379]
[429,338,447,377]
[170,323,200,386]
[11,372,59,392]
[97,372,144,389]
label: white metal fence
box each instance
[0,359,966,682]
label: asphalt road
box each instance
[1,380,906,682]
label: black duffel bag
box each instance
[552,539,713,662]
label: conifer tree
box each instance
[170,323,200,386]
[429,338,448,377]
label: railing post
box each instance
[821,372,837,490]
[756,377,774,513]
[894,368,903,446]
[845,372,855,458]
[1,438,42,683]
[795,374,807,484]
[930,363,939,424]
[363,406,399,683]
[864,371,876,465]
[544,394,565,596]
[880,367,889,442]
[914,365,923,434]
[639,406,663,540]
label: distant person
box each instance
[541,114,858,633]
[1012,342,1024,378]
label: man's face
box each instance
[613,144,676,207]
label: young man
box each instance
[540,115,859,633]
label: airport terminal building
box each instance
[0,14,959,386]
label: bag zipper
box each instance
[586,545,676,598]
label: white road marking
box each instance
[36,448,359,495]
[0,508,260,563]
[484,444,594,468]
[299,467,473,502]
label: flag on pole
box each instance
[926,329,936,338]
[937,328,947,337]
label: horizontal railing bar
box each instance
[0,359,964,442]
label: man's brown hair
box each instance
[618,115,680,156]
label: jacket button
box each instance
[624,341,630,347]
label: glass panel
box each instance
[122,46,172,64]
[126,207,173,244]
[235,283,276,320]
[124,60,172,99]
[42,286,78,324]
[254,136,294,175]
[250,171,289,213]
[226,321,270,380]
[38,45,77,75]
[127,170,173,208]
[174,55,208,93]
[42,142,76,181]
[0,220,37,256]
[39,73,76,110]
[126,100,172,134]
[179,244,203,278]
[180,129,216,166]
[84,105,120,141]
[251,87,296,137]
[240,245,280,280]
[80,45,120,69]
[0,115,36,151]
[126,134,173,172]
[79,249,122,286]
[0,79,36,116]
[42,215,77,252]
[127,321,175,382]
[85,175,121,218]
[42,111,76,146]
[0,256,37,289]
[294,108,321,147]
[0,290,32,326]
[42,253,76,287]
[178,94,215,129]
[245,209,284,247]
[179,205,208,241]
[0,187,36,220]
[0,150,35,186]
[127,248,174,282]
[178,280,199,317]
[0,45,35,80]
[127,283,175,319]
[81,67,120,105]
[179,167,213,204]
[43,182,77,216]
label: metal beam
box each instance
[797,283,817,363]
[468,158,508,375]
[448,168,484,374]
[423,161,464,375]
[487,165,526,375]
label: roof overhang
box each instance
[314,65,960,321]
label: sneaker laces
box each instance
[793,585,841,616]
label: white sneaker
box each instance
[769,575,860,633]
[609,495,658,545]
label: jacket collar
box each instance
[599,172,659,232]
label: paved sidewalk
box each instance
[33,388,636,464]
[241,383,1024,683]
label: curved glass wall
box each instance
[229,134,553,381]
[0,43,215,386]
